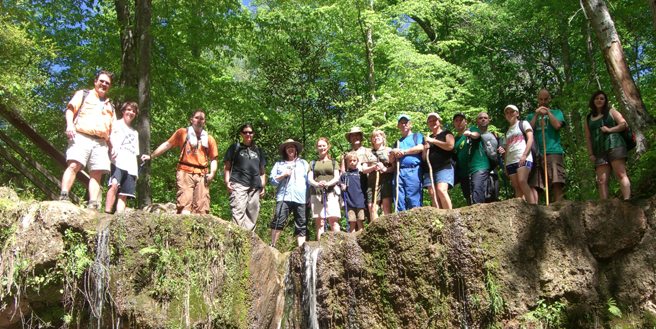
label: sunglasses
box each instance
[241,131,254,135]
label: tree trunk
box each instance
[136,0,153,207]
[358,0,376,102]
[114,0,153,207]
[581,0,653,154]
[649,0,656,31]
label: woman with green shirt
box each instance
[584,90,631,200]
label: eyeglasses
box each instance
[241,131,254,135]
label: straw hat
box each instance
[279,139,303,159]
[344,126,364,141]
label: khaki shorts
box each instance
[310,190,341,219]
[347,208,365,222]
[545,154,566,185]
[176,170,209,214]
[66,132,110,172]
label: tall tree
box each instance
[582,0,653,153]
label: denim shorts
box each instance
[506,161,533,175]
[422,166,454,188]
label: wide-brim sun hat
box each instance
[427,112,442,121]
[279,139,303,157]
[504,104,520,113]
[344,126,364,141]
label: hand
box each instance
[519,154,527,166]
[141,154,151,162]
[497,146,505,155]
[110,149,117,161]
[226,181,234,193]
[425,136,436,145]
[463,130,471,137]
[205,172,215,186]
[536,106,549,115]
[376,162,386,172]
[318,181,326,188]
[392,148,404,158]
[600,126,611,133]
[65,126,76,140]
[259,188,265,197]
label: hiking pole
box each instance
[540,116,549,205]
[394,141,400,212]
[426,140,438,208]
[321,189,328,238]
[372,170,380,220]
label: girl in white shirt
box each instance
[499,105,537,204]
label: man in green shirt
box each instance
[526,89,566,202]
[452,112,471,205]
[466,112,495,204]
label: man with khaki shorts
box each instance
[527,89,567,202]
[59,70,116,209]
[143,110,218,214]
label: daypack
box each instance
[480,131,499,169]
[485,171,499,202]
[518,120,541,165]
[587,112,636,151]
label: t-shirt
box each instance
[504,120,534,165]
[526,109,566,154]
[69,89,115,139]
[426,130,453,171]
[167,128,219,174]
[453,133,469,179]
[468,126,490,174]
[110,119,140,176]
[270,158,309,203]
[223,142,266,189]
[342,169,366,209]
[397,132,424,167]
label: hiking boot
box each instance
[58,192,70,201]
[87,201,101,211]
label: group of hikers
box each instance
[57,70,633,248]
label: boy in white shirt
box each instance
[105,102,140,213]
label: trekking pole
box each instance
[540,116,549,205]
[426,140,438,207]
[394,141,400,212]
[322,188,328,236]
[372,170,380,220]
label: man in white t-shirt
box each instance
[105,102,140,213]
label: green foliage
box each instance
[60,229,94,279]
[522,298,567,329]
[607,298,622,319]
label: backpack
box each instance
[485,171,499,202]
[480,131,499,170]
[518,120,541,165]
[587,112,636,151]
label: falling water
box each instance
[88,223,111,328]
[302,245,321,329]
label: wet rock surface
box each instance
[1,186,655,328]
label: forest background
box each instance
[1,0,655,248]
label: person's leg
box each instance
[459,176,471,206]
[244,187,261,228]
[470,170,488,204]
[116,195,128,213]
[347,208,356,233]
[509,174,521,198]
[436,182,452,209]
[87,170,104,208]
[328,217,340,232]
[406,167,423,209]
[315,217,324,240]
[516,166,536,204]
[595,164,611,199]
[270,201,290,247]
[176,170,195,214]
[292,202,307,247]
[396,168,408,211]
[105,178,118,213]
[610,159,631,200]
[193,173,209,214]
[381,198,392,215]
[60,161,83,198]
[229,182,250,228]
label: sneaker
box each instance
[87,201,100,210]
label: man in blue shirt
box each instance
[391,114,424,211]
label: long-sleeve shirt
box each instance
[269,158,309,203]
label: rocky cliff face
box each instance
[1,187,655,328]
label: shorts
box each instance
[176,170,209,214]
[108,165,137,198]
[595,147,628,166]
[367,173,393,203]
[505,161,533,176]
[422,166,454,188]
[66,132,111,172]
[310,190,341,218]
[545,154,566,185]
[347,208,365,222]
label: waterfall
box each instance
[88,222,111,328]
[302,244,321,329]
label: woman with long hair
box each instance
[584,90,631,200]
[308,137,341,240]
[423,113,455,209]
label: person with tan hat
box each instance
[341,127,376,221]
[423,112,455,209]
[269,139,309,248]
